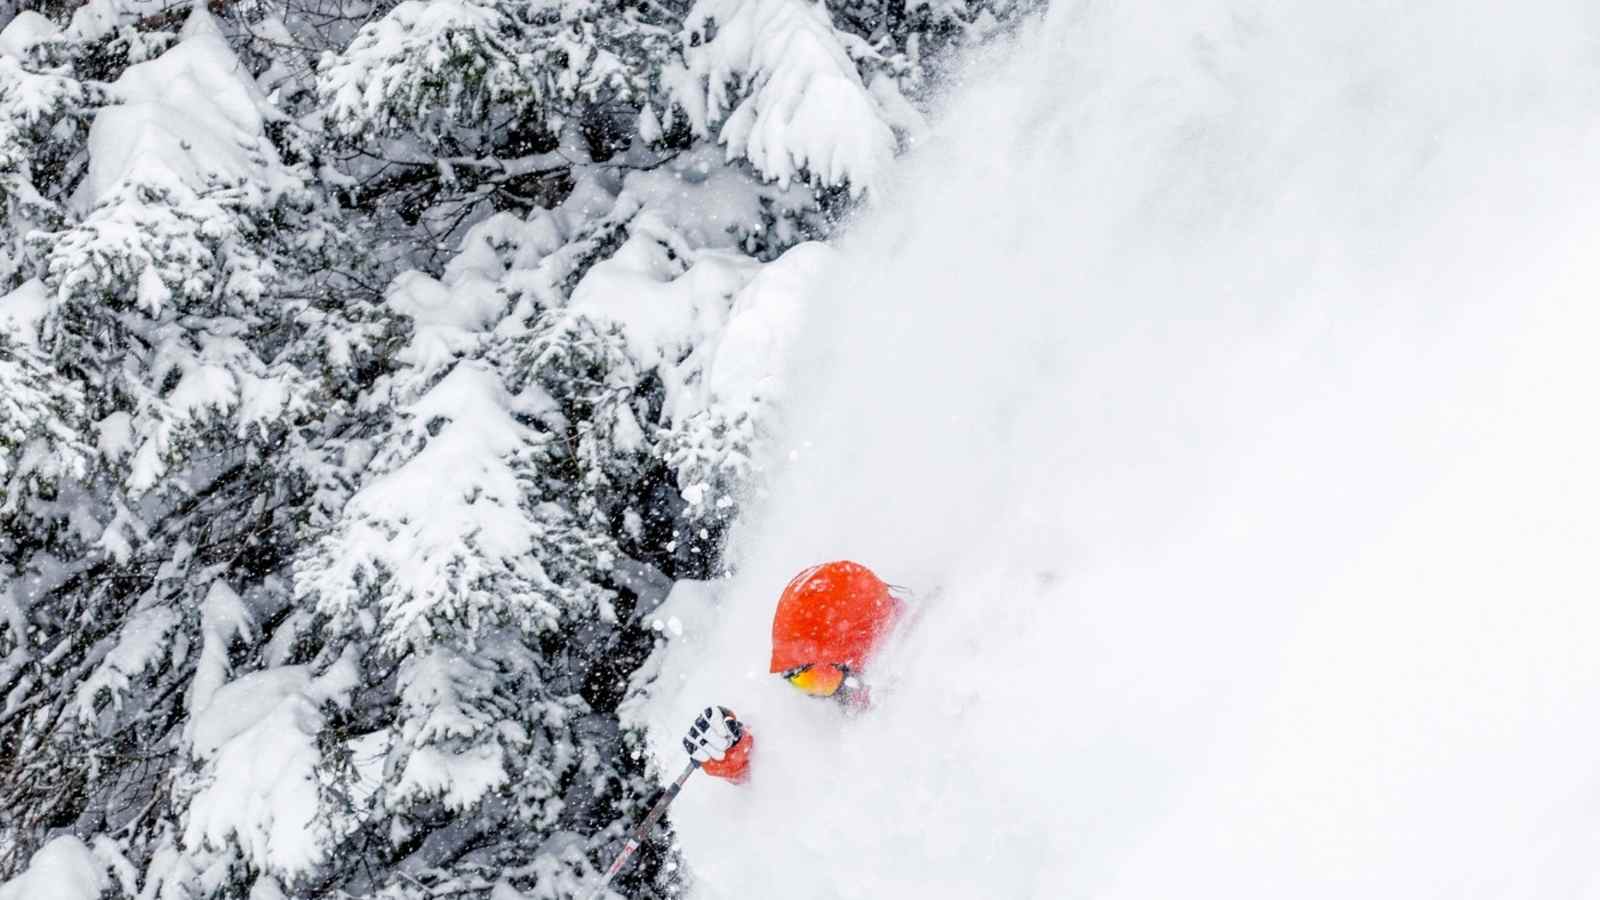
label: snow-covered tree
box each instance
[0,6,382,891]
[0,11,88,291]
[666,0,900,194]
[314,0,680,271]
[0,0,1039,893]
[0,316,90,556]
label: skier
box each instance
[680,560,904,783]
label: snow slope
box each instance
[639,1,1600,897]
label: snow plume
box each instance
[642,1,1600,897]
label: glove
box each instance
[682,705,744,764]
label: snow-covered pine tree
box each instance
[0,0,1040,893]
[315,0,681,272]
[0,14,91,561]
[0,5,384,893]
[291,235,637,896]
[0,307,91,660]
[0,9,87,292]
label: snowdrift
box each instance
[639,1,1600,897]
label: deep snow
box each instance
[638,1,1600,897]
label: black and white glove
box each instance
[682,705,744,763]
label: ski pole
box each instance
[583,759,700,900]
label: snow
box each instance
[66,0,169,42]
[42,6,304,495]
[188,665,312,759]
[0,836,110,900]
[568,212,755,375]
[551,205,831,518]
[640,2,1600,897]
[77,8,285,211]
[248,877,290,900]
[700,241,828,412]
[95,498,147,564]
[319,0,517,138]
[445,212,563,284]
[390,647,510,811]
[0,11,56,60]
[564,215,826,445]
[387,269,504,374]
[74,604,178,719]
[866,73,929,147]
[330,361,549,644]
[94,411,134,460]
[188,580,256,718]
[0,279,49,345]
[345,729,392,811]
[614,146,795,251]
[669,0,898,195]
[184,687,327,878]
[183,661,355,879]
[395,743,508,811]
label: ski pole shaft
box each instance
[584,759,700,900]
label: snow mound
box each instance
[0,836,110,900]
[568,212,755,377]
[183,659,355,879]
[0,279,49,345]
[567,216,828,432]
[388,269,505,373]
[641,1,1600,897]
[188,665,312,758]
[0,11,59,59]
[701,241,827,407]
[184,685,326,878]
[79,8,285,209]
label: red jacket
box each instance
[702,730,754,782]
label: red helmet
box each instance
[769,561,902,674]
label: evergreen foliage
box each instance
[0,0,1038,894]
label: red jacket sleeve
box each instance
[701,728,754,783]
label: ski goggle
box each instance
[782,664,848,697]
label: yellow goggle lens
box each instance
[784,664,846,697]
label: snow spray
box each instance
[642,1,1600,897]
